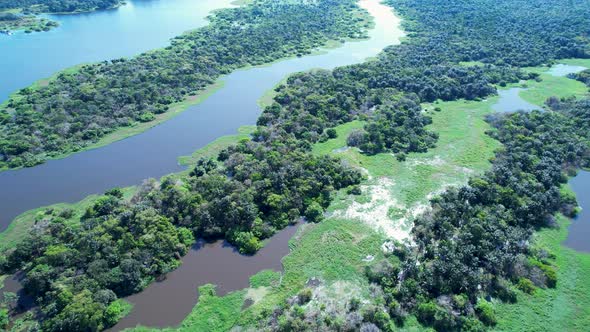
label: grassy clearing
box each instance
[559,58,590,68]
[519,72,588,106]
[235,218,388,327]
[493,215,590,331]
[315,97,500,206]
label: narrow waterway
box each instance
[0,0,236,101]
[0,0,404,233]
[564,171,590,252]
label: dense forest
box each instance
[2,0,590,330]
[0,0,121,13]
[0,0,368,169]
[264,99,590,331]
[246,0,590,330]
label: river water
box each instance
[0,0,404,329]
[490,64,590,252]
[564,171,590,253]
[0,0,404,233]
[0,0,236,101]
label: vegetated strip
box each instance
[0,0,370,170]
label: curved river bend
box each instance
[0,0,404,329]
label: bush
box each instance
[517,277,536,294]
[304,202,324,223]
[475,300,496,326]
[326,128,338,139]
[233,232,262,255]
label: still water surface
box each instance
[564,171,590,252]
[547,63,588,77]
[0,0,235,101]
[113,223,300,330]
[491,88,541,113]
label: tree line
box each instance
[0,0,368,169]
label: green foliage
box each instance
[103,300,132,328]
[0,0,369,169]
[233,232,262,255]
[0,0,122,13]
[475,300,497,326]
[304,202,324,223]
[0,309,8,329]
[517,278,536,294]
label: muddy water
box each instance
[112,223,300,330]
[564,171,590,252]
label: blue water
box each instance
[0,0,234,101]
[492,88,542,113]
[547,63,587,77]
[565,171,590,252]
[0,0,403,236]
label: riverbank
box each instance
[0,1,125,34]
[0,0,374,171]
[144,61,590,331]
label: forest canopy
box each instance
[0,0,369,169]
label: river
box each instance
[0,0,404,233]
[0,0,404,329]
[0,0,236,101]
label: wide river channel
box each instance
[0,0,404,233]
[0,0,404,329]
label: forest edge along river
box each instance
[490,63,590,253]
[0,0,404,329]
[0,0,404,234]
[0,0,237,101]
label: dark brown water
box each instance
[112,223,300,330]
[564,171,590,252]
